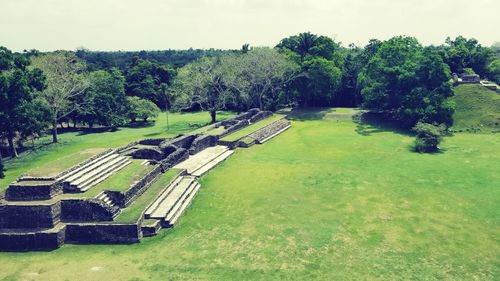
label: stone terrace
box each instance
[0,109,291,251]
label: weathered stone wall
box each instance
[6,181,63,201]
[116,142,138,153]
[220,120,250,137]
[0,225,66,251]
[0,202,61,228]
[138,138,168,146]
[249,111,272,123]
[60,199,119,222]
[128,148,164,160]
[161,148,189,167]
[189,135,217,155]
[110,165,163,208]
[249,118,291,143]
[65,223,141,244]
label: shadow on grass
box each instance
[286,107,334,121]
[353,112,412,137]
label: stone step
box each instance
[78,159,132,192]
[147,176,196,219]
[141,219,162,237]
[144,176,183,218]
[166,183,201,227]
[164,182,201,226]
[258,124,291,143]
[191,150,234,177]
[97,192,116,207]
[57,150,115,182]
[62,152,119,183]
[173,145,229,174]
[74,157,130,191]
[72,156,127,185]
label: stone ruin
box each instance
[0,108,291,251]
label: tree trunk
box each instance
[259,95,264,110]
[8,136,18,158]
[210,110,217,124]
[52,119,58,143]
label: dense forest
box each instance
[1,33,500,163]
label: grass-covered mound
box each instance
[0,108,497,280]
[451,84,500,133]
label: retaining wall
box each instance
[189,135,217,155]
[60,199,119,222]
[6,181,63,201]
[0,225,66,251]
[65,223,141,244]
[0,202,61,229]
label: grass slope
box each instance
[0,109,497,280]
[0,111,234,192]
[451,84,500,132]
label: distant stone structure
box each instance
[453,73,481,84]
[0,109,291,251]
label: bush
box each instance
[127,96,161,122]
[413,122,444,153]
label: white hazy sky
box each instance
[1,0,499,51]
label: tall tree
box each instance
[277,32,343,106]
[87,68,129,127]
[31,52,89,143]
[443,36,492,77]
[233,47,299,110]
[0,47,47,157]
[358,36,454,128]
[172,57,231,123]
[125,58,176,107]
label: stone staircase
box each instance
[144,176,201,227]
[173,145,234,177]
[96,192,118,208]
[59,151,132,193]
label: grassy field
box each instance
[0,111,234,191]
[0,107,498,280]
[91,160,154,193]
[451,84,500,132]
[220,114,285,141]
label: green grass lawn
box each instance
[25,148,108,178]
[91,160,154,193]
[114,169,182,224]
[220,114,285,142]
[0,111,234,192]
[451,84,500,132]
[0,108,497,280]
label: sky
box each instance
[0,0,499,51]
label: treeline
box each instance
[1,33,500,161]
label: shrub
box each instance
[127,96,161,122]
[413,122,443,153]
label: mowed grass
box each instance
[220,114,285,142]
[91,160,154,193]
[114,169,181,224]
[451,84,500,132]
[0,111,234,192]
[0,109,498,280]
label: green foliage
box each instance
[277,32,343,106]
[127,96,160,122]
[413,122,443,152]
[0,46,47,157]
[87,68,129,127]
[125,58,176,107]
[487,59,500,83]
[359,36,454,128]
[443,36,492,77]
[31,51,89,143]
[462,67,476,75]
